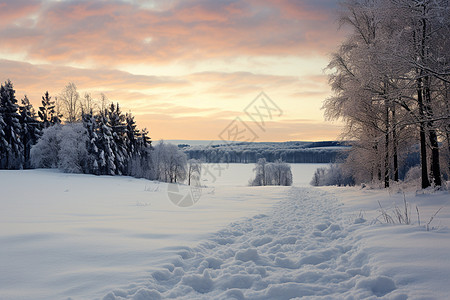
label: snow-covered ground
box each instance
[1,165,449,299]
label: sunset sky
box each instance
[0,0,346,142]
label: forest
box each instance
[0,80,196,184]
[321,0,449,188]
[183,141,349,164]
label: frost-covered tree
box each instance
[0,80,23,169]
[187,159,202,185]
[58,123,89,173]
[323,0,449,188]
[30,125,61,169]
[310,164,354,187]
[250,159,292,186]
[251,158,268,186]
[153,141,187,183]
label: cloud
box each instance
[136,113,342,141]
[0,0,343,66]
[0,59,188,100]
[0,0,41,26]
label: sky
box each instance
[0,0,346,142]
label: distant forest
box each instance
[181,141,350,164]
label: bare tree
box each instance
[59,82,81,123]
[81,92,99,114]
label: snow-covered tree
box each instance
[58,123,89,173]
[187,158,202,186]
[0,80,23,169]
[30,125,61,169]
[310,164,354,187]
[251,158,268,186]
[323,0,450,188]
[19,95,41,168]
[250,159,292,186]
[95,110,116,175]
[107,103,127,175]
[153,141,187,183]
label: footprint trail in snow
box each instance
[104,187,402,300]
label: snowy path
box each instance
[104,187,401,300]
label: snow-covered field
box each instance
[1,164,449,299]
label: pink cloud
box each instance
[0,0,344,66]
[0,0,41,26]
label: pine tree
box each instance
[82,111,100,175]
[95,109,116,175]
[38,91,61,128]
[107,103,127,175]
[19,95,41,168]
[0,80,23,169]
[125,113,139,155]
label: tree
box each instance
[95,110,116,175]
[153,141,187,183]
[82,111,100,175]
[187,159,202,185]
[0,80,23,169]
[59,82,81,123]
[107,103,127,175]
[38,91,61,128]
[81,92,99,114]
[19,95,41,168]
[251,158,267,186]
[323,0,449,188]
[30,125,61,169]
[250,159,292,186]
[58,123,89,173]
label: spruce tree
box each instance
[0,80,23,169]
[19,95,41,168]
[82,111,100,175]
[107,103,127,175]
[38,91,61,128]
[95,109,116,175]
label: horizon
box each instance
[0,0,345,142]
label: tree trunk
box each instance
[417,78,431,188]
[383,100,389,188]
[424,76,442,186]
[392,103,399,181]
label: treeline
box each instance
[183,141,349,164]
[323,0,450,188]
[0,80,195,184]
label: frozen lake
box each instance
[202,163,327,187]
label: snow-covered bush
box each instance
[310,164,354,186]
[404,166,421,184]
[250,158,292,186]
[31,123,90,173]
[58,123,89,173]
[30,125,62,169]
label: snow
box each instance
[1,166,450,299]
